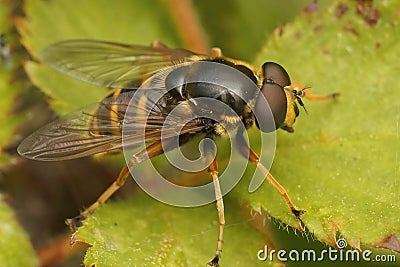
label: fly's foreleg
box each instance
[235,130,305,231]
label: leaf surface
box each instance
[234,0,400,252]
[0,196,39,267]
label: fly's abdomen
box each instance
[90,89,132,137]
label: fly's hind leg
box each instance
[66,140,167,230]
[65,164,130,230]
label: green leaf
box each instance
[234,0,400,252]
[0,2,24,166]
[193,0,325,61]
[0,196,39,267]
[77,193,280,267]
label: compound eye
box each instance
[262,62,291,87]
[255,62,290,132]
[254,82,287,132]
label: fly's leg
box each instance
[66,140,167,230]
[65,164,130,230]
[207,158,225,267]
[289,81,340,100]
[235,130,305,231]
[204,139,225,267]
[249,149,305,231]
[302,88,340,100]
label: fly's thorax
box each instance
[163,58,261,133]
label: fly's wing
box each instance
[17,91,204,161]
[39,39,201,89]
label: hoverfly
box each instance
[18,39,338,266]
